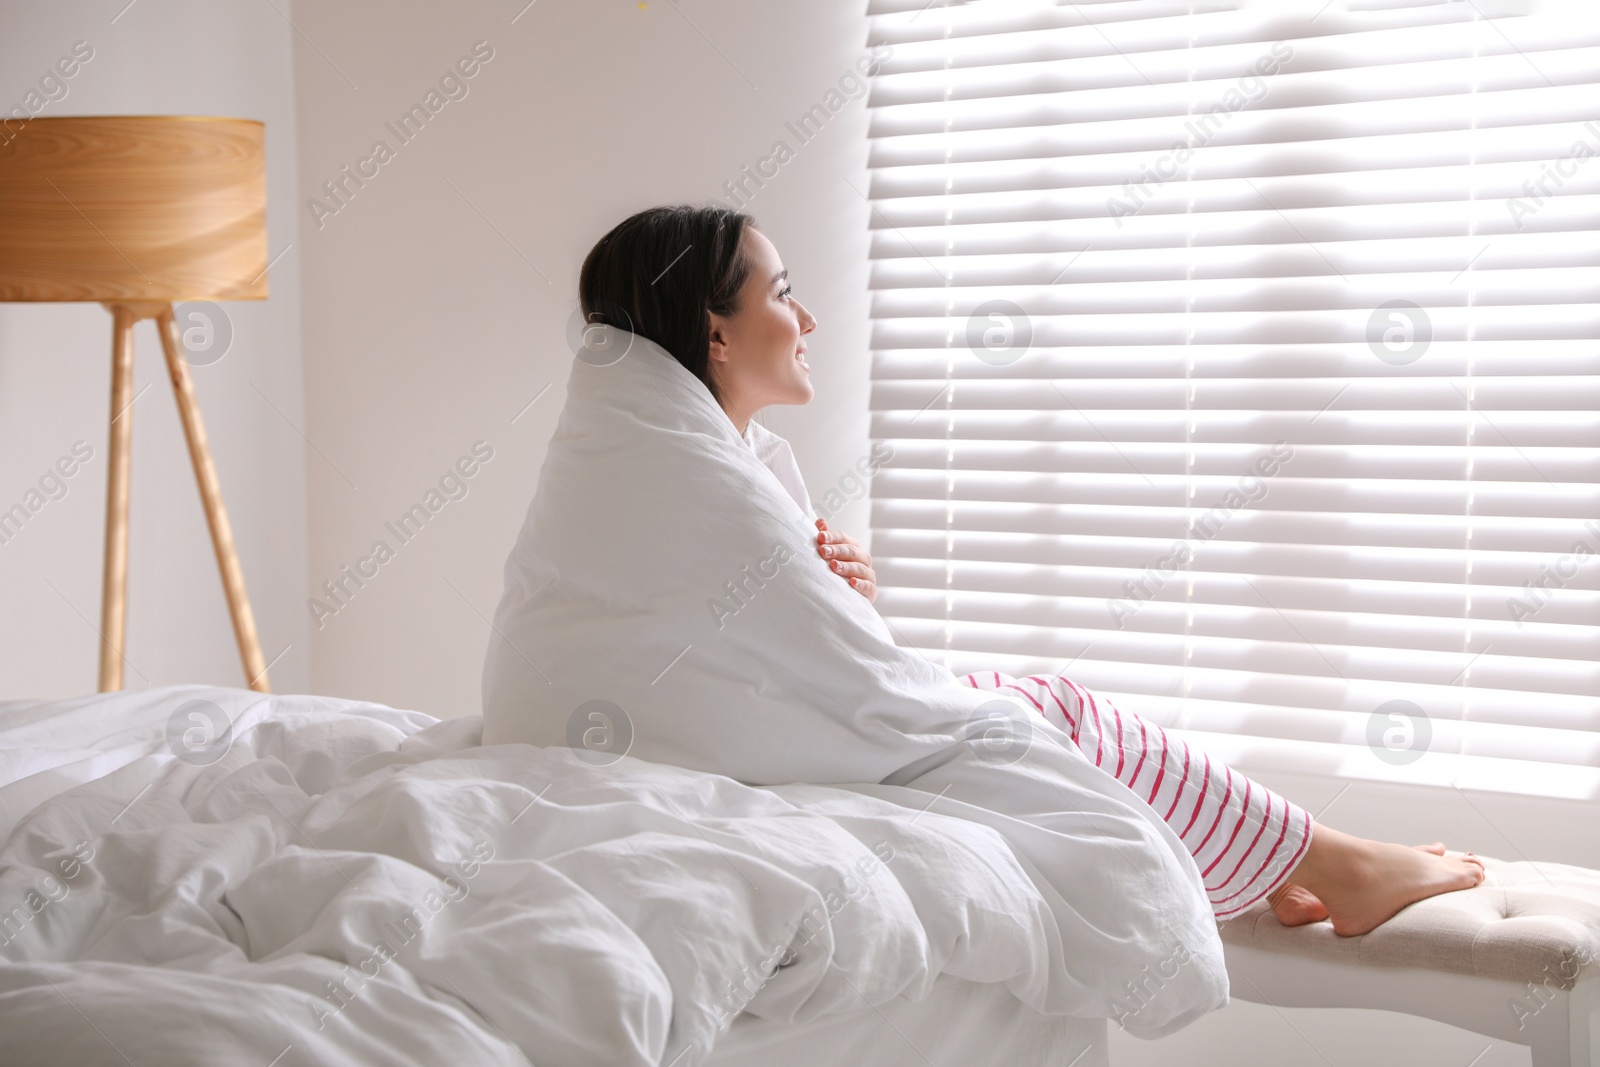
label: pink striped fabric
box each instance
[960,670,1313,919]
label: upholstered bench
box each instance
[1219,857,1600,1066]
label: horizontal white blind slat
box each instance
[875,612,1600,713]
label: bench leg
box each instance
[1516,975,1597,1067]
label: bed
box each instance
[0,684,1109,1066]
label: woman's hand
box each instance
[815,518,877,603]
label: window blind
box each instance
[862,0,1600,797]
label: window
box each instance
[864,0,1600,797]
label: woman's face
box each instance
[707,227,817,431]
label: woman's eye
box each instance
[778,284,793,300]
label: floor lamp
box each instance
[0,115,273,693]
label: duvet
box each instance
[3,685,1088,1066]
[482,326,1229,1036]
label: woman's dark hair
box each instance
[578,204,757,407]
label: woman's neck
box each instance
[721,401,752,438]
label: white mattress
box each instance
[710,970,1108,1067]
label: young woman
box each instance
[574,203,1485,936]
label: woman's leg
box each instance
[960,670,1486,934]
[960,670,1308,920]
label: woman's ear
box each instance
[707,310,731,366]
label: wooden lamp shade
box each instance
[0,115,274,693]
[0,115,268,302]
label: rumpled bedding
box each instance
[481,326,1229,1036]
[2,685,1088,1066]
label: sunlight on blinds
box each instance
[862,0,1600,797]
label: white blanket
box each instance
[481,327,1229,1036]
[1,686,1088,1065]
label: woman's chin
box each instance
[782,376,815,405]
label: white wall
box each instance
[292,0,876,717]
[0,0,309,697]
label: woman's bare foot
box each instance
[1267,842,1448,927]
[1269,828,1484,936]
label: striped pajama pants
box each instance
[959,670,1313,920]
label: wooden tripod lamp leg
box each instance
[98,305,137,692]
[154,305,271,692]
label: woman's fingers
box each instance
[817,521,878,601]
[828,559,873,580]
[820,542,871,565]
[816,521,858,546]
[827,555,880,597]
[816,530,871,566]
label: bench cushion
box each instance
[1218,856,1600,990]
